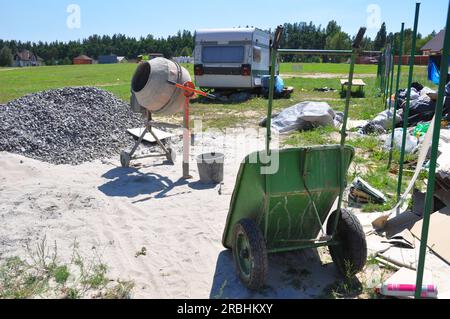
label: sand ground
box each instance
[0,130,353,299]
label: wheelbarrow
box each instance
[222,26,368,290]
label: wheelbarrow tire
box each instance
[232,219,268,290]
[327,209,367,277]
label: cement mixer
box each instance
[122,57,214,179]
[130,57,191,115]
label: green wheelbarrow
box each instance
[221,26,368,290]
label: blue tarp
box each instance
[428,55,450,85]
[261,75,285,96]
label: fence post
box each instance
[387,23,405,170]
[397,3,421,201]
[415,0,450,299]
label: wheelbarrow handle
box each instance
[353,27,367,49]
[272,25,284,50]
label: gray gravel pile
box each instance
[0,87,143,165]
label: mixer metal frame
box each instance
[120,110,177,169]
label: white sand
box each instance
[0,131,344,299]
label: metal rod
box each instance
[278,49,380,56]
[266,50,277,155]
[335,50,357,226]
[182,98,191,179]
[129,126,149,157]
[278,49,353,55]
[387,23,405,170]
[388,45,396,111]
[383,46,391,109]
[397,3,421,201]
[379,50,386,93]
[333,27,366,234]
[415,0,450,299]
[264,39,279,239]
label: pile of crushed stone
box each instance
[0,87,143,165]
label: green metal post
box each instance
[384,46,392,109]
[378,52,385,91]
[387,23,405,170]
[265,26,283,239]
[388,45,396,110]
[382,52,388,94]
[415,0,450,299]
[335,28,365,229]
[397,3,421,201]
[266,49,277,156]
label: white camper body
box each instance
[194,28,272,90]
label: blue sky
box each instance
[0,0,447,42]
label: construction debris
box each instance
[349,177,387,204]
[376,267,438,299]
[0,87,142,165]
[410,207,450,264]
[261,101,343,134]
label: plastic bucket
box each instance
[197,153,224,184]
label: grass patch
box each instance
[284,125,339,146]
[280,63,377,74]
[0,237,134,299]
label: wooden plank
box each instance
[340,79,366,86]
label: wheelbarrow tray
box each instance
[222,145,355,253]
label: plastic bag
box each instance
[271,101,336,133]
[384,128,419,154]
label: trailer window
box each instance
[253,46,262,63]
[202,46,245,63]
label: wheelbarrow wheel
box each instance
[327,209,367,277]
[232,219,268,290]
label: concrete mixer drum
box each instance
[131,57,191,115]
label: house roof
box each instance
[74,55,93,60]
[15,50,34,61]
[421,29,445,53]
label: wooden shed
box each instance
[73,55,93,65]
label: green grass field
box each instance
[279,63,377,74]
[0,62,434,212]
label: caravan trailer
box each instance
[194,28,274,90]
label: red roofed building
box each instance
[73,55,94,65]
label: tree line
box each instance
[0,21,437,67]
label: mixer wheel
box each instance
[120,151,131,168]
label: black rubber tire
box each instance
[327,209,367,277]
[232,219,268,290]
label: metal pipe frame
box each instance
[388,44,396,111]
[387,23,405,171]
[383,44,393,109]
[415,0,450,299]
[277,49,380,56]
[397,3,421,201]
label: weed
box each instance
[0,237,134,299]
[53,265,70,284]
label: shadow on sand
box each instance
[209,248,361,299]
[98,166,218,200]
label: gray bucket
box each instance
[197,152,224,184]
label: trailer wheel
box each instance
[232,219,268,290]
[327,209,367,277]
[120,151,131,168]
